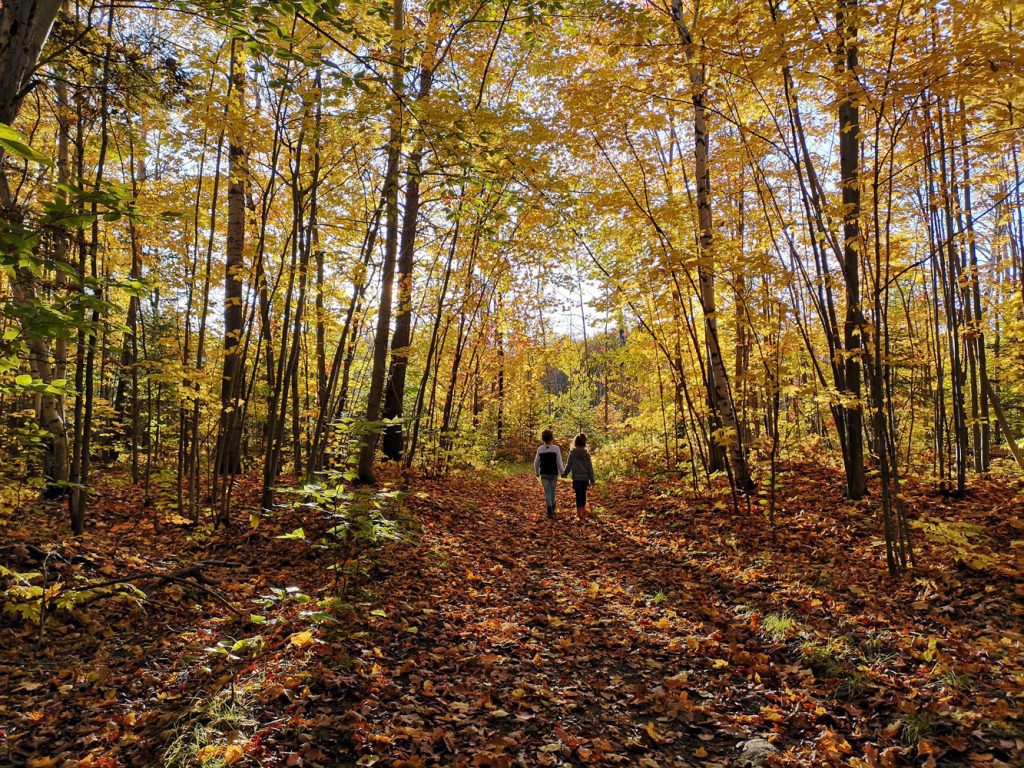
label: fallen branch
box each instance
[983,375,1024,471]
[57,564,245,617]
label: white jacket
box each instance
[534,443,565,477]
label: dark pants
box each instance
[573,480,589,509]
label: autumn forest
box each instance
[1,0,1023,765]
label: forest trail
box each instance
[332,469,755,767]
[312,467,1023,767]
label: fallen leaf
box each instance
[289,630,315,648]
[225,744,245,765]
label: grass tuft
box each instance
[800,640,846,679]
[163,682,258,768]
[899,712,937,747]
[761,612,798,642]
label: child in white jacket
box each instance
[533,429,564,518]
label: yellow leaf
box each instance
[645,721,665,743]
[197,745,223,761]
[694,747,708,758]
[289,630,314,648]
[162,513,193,526]
[224,744,245,765]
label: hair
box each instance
[574,433,587,448]
[541,429,554,443]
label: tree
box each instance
[381,14,441,462]
[670,0,753,492]
[836,0,867,500]
[216,38,247,478]
[357,0,405,483]
[0,0,62,128]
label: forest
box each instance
[1,0,1022,765]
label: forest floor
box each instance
[1,462,1023,767]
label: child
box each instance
[533,429,564,518]
[562,433,595,516]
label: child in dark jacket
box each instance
[562,433,595,516]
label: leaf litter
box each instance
[1,463,1022,767]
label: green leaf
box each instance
[14,374,32,387]
[0,124,53,167]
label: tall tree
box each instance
[381,16,440,461]
[670,0,753,491]
[216,38,247,478]
[836,0,866,499]
[2,1,67,499]
[357,0,406,483]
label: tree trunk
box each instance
[69,11,114,533]
[836,0,866,499]
[381,20,441,462]
[2,1,66,496]
[983,374,1024,470]
[0,0,62,127]
[960,119,990,471]
[357,0,405,483]
[381,143,425,461]
[216,40,247,477]
[406,192,463,469]
[670,1,753,491]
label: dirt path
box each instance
[306,468,1023,768]
[325,471,777,767]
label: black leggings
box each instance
[573,480,589,508]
